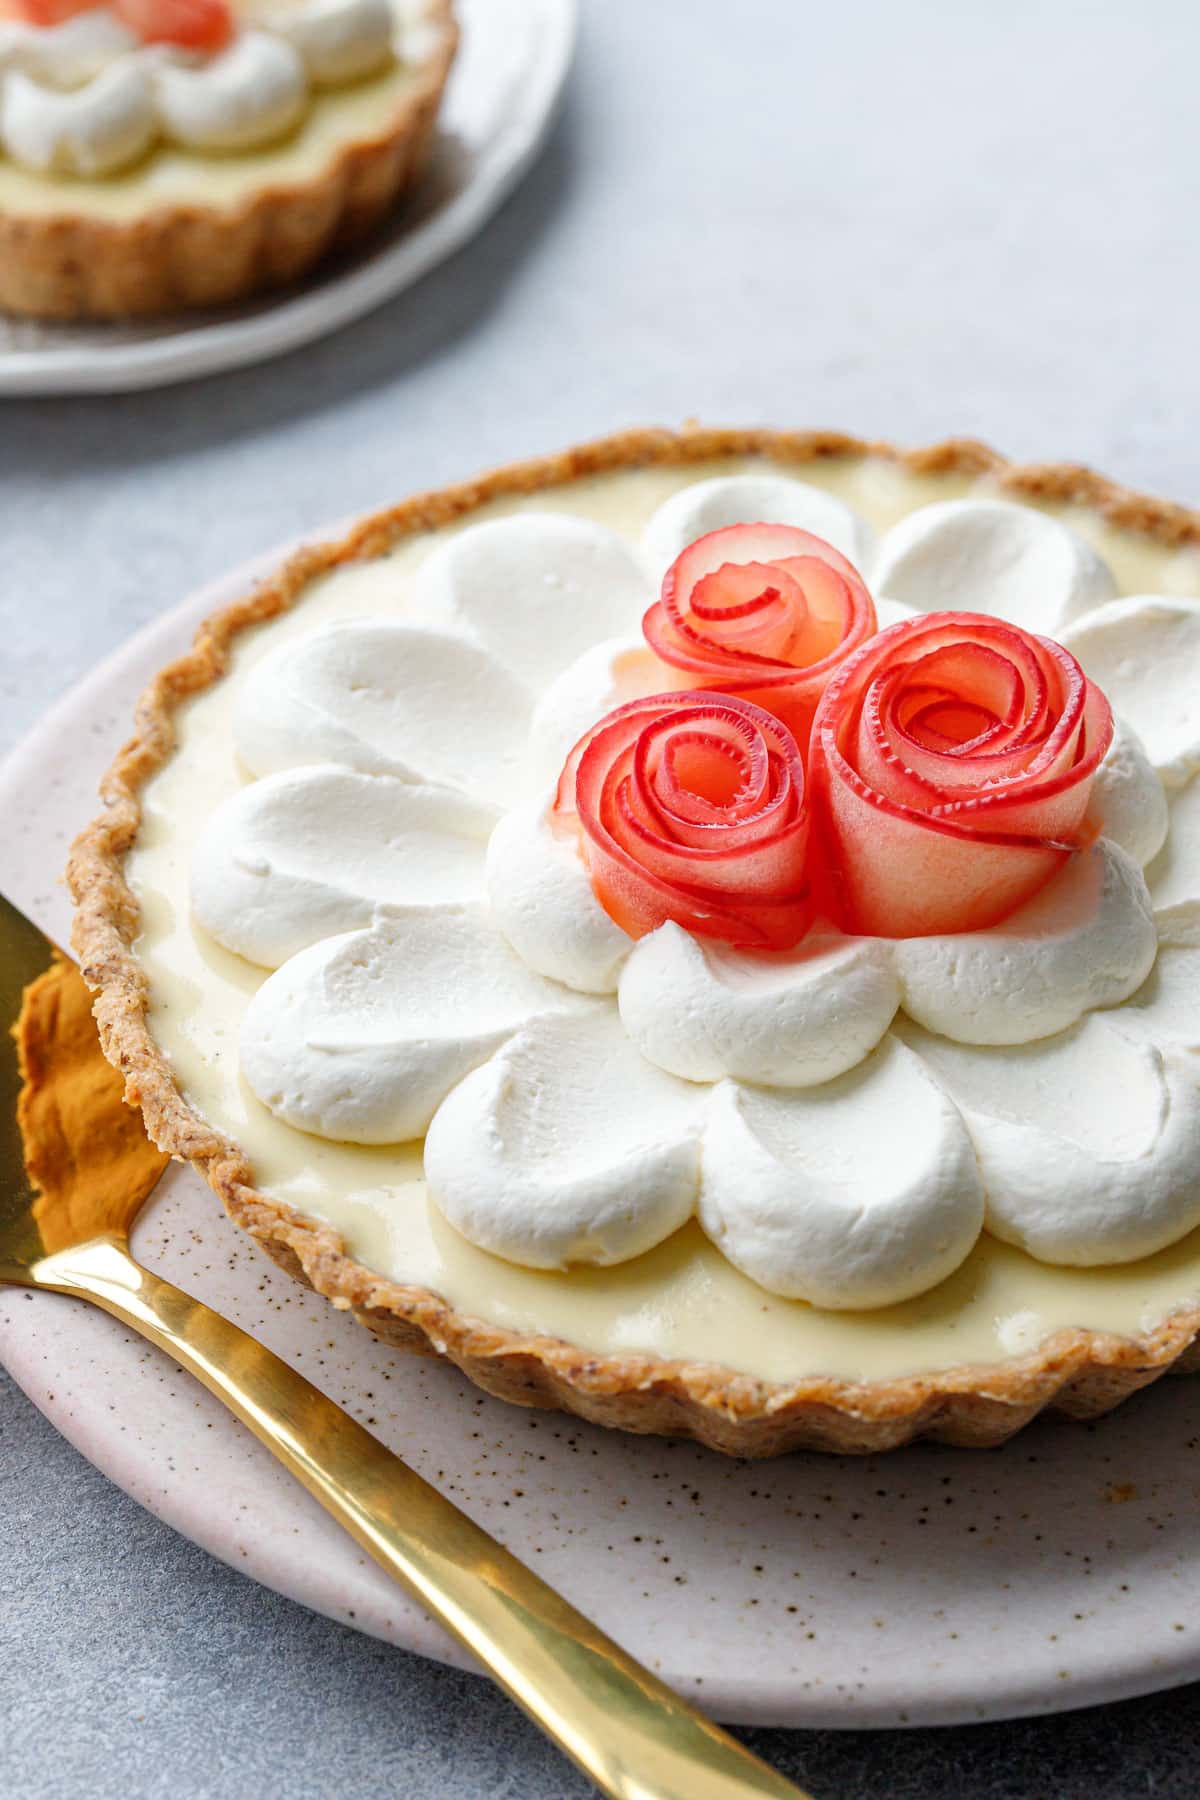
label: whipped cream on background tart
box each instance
[68,428,1200,1456]
[0,0,455,317]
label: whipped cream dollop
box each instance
[1062,597,1200,788]
[192,766,493,966]
[700,1038,986,1308]
[1146,776,1200,945]
[1,54,154,175]
[871,498,1117,635]
[240,905,586,1144]
[485,797,632,994]
[154,31,307,154]
[234,621,533,808]
[525,633,665,790]
[425,1008,703,1269]
[894,838,1157,1045]
[900,1013,1200,1265]
[272,0,394,85]
[192,472,1200,1310]
[1086,716,1169,869]
[414,514,652,693]
[0,0,411,175]
[641,472,875,574]
[617,922,901,1087]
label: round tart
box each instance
[69,427,1200,1456]
[0,0,456,318]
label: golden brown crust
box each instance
[66,425,1200,1456]
[0,4,457,320]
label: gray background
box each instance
[3,1,1200,1794]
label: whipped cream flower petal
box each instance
[894,839,1157,1045]
[902,1014,1200,1265]
[240,905,588,1144]
[486,797,632,994]
[1118,946,1200,1066]
[413,514,651,693]
[192,768,494,967]
[642,474,875,574]
[153,30,307,153]
[1145,774,1200,945]
[424,1008,703,1269]
[234,621,532,808]
[1085,716,1169,868]
[1,57,156,174]
[525,633,664,791]
[870,499,1117,636]
[1061,597,1200,787]
[274,0,393,86]
[618,920,900,1086]
[698,1037,985,1309]
[2,9,138,83]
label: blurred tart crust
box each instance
[0,0,456,320]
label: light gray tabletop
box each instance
[3,3,1200,1795]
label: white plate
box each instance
[4,534,1200,1729]
[0,0,575,396]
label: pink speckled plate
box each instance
[3,539,1200,1729]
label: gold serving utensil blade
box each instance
[0,890,811,1800]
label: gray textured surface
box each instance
[3,0,1200,1794]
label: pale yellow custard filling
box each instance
[128,454,1200,1386]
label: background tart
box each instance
[67,426,1200,1457]
[0,0,456,319]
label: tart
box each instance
[0,0,456,318]
[68,427,1200,1457]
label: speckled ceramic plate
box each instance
[0,0,575,397]
[4,536,1200,1729]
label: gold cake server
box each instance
[0,890,811,1800]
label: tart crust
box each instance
[0,1,457,320]
[67,426,1200,1456]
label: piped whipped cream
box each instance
[1087,716,1169,869]
[617,922,900,1087]
[900,1013,1200,1265]
[525,633,663,790]
[871,498,1117,635]
[271,0,394,85]
[425,1008,702,1269]
[0,0,411,176]
[1,54,153,175]
[189,473,1200,1311]
[699,1038,985,1309]
[414,514,652,693]
[894,838,1157,1046]
[641,472,875,574]
[1147,777,1200,945]
[154,32,307,155]
[234,621,533,808]
[1062,596,1200,787]
[240,905,586,1144]
[192,766,493,966]
[485,797,631,994]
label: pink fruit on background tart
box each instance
[68,429,1200,1456]
[0,0,456,318]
